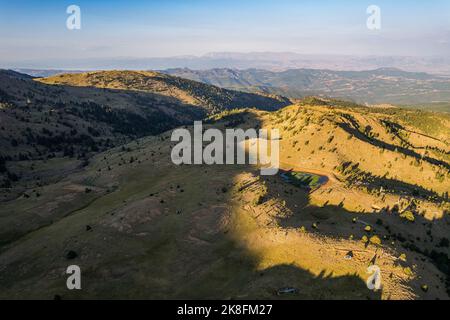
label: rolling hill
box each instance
[0,95,448,299]
[39,70,290,114]
[0,69,290,159]
[163,68,450,108]
[0,70,290,199]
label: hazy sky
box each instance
[1,0,449,66]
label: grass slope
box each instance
[0,99,448,299]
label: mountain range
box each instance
[8,52,450,75]
[163,67,450,107]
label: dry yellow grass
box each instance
[0,101,448,300]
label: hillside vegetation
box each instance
[0,95,448,299]
[39,70,290,114]
[0,70,290,199]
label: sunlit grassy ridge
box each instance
[0,70,290,200]
[39,70,291,114]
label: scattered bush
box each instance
[369,235,382,246]
[400,211,415,222]
[403,267,413,277]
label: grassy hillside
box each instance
[0,70,205,157]
[39,70,290,114]
[0,70,290,199]
[0,97,448,300]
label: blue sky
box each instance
[0,0,449,66]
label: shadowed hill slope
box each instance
[0,70,202,160]
[0,69,290,176]
[0,101,448,299]
[38,70,291,114]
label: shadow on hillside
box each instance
[337,122,450,171]
[343,168,447,202]
[255,171,450,299]
[192,251,381,300]
[0,108,445,300]
[215,111,448,299]
[40,82,208,133]
[0,165,381,300]
[257,264,380,300]
[182,114,384,299]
